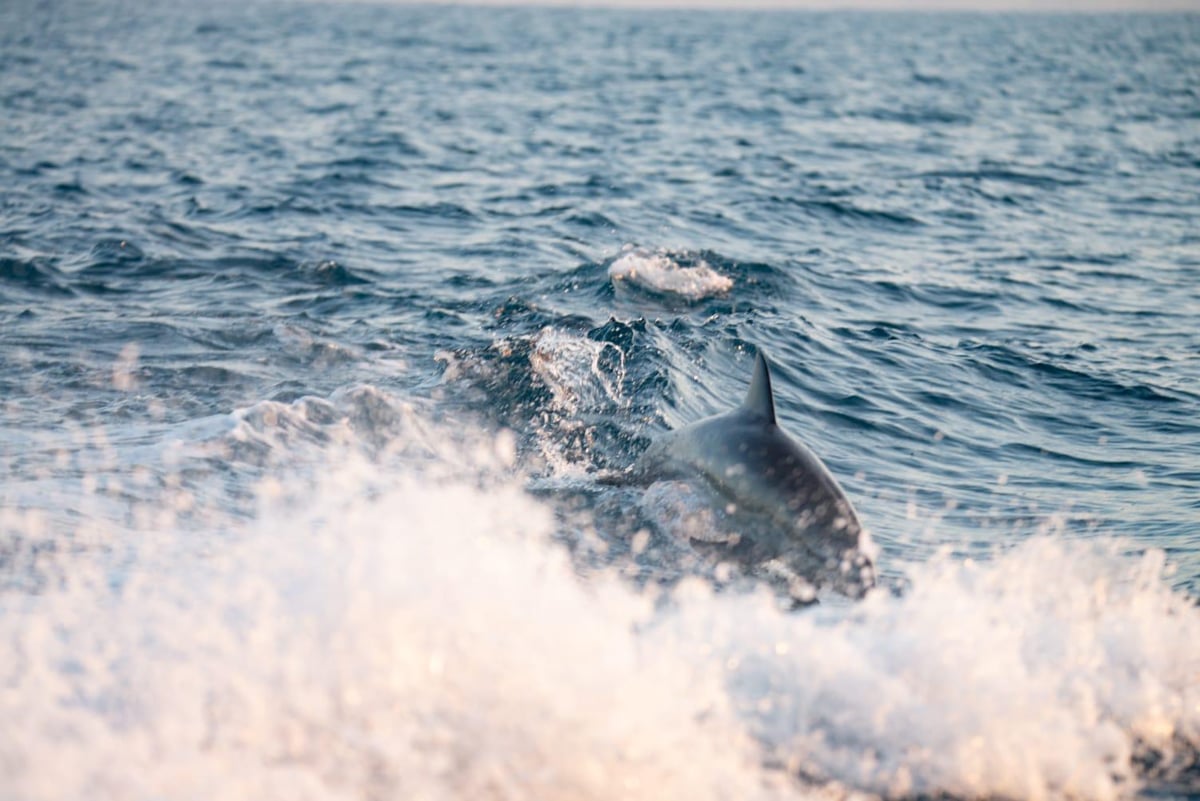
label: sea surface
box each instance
[2,1,1199,798]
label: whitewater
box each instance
[2,2,1198,798]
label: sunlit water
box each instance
[2,2,1199,798]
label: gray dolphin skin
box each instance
[633,350,876,601]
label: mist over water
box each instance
[2,1,1199,798]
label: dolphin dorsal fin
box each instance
[741,350,777,425]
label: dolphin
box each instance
[631,350,876,601]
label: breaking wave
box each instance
[1,407,1196,801]
[608,248,734,302]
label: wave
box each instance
[607,247,733,302]
[0,412,1196,800]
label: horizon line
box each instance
[317,0,1200,12]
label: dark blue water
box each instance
[2,2,1199,798]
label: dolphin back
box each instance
[631,348,876,599]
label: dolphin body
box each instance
[631,351,876,601]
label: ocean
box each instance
[2,0,1198,798]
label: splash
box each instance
[0,453,781,801]
[1,411,1198,801]
[607,248,733,301]
[438,328,630,478]
[528,327,626,417]
[697,539,1200,800]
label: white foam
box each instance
[1,422,1198,800]
[608,248,734,301]
[0,448,781,801]
[524,327,627,478]
[693,539,1200,800]
[528,327,626,416]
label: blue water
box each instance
[2,2,1199,798]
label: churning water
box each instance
[2,1,1199,798]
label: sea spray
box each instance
[2,421,1197,800]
